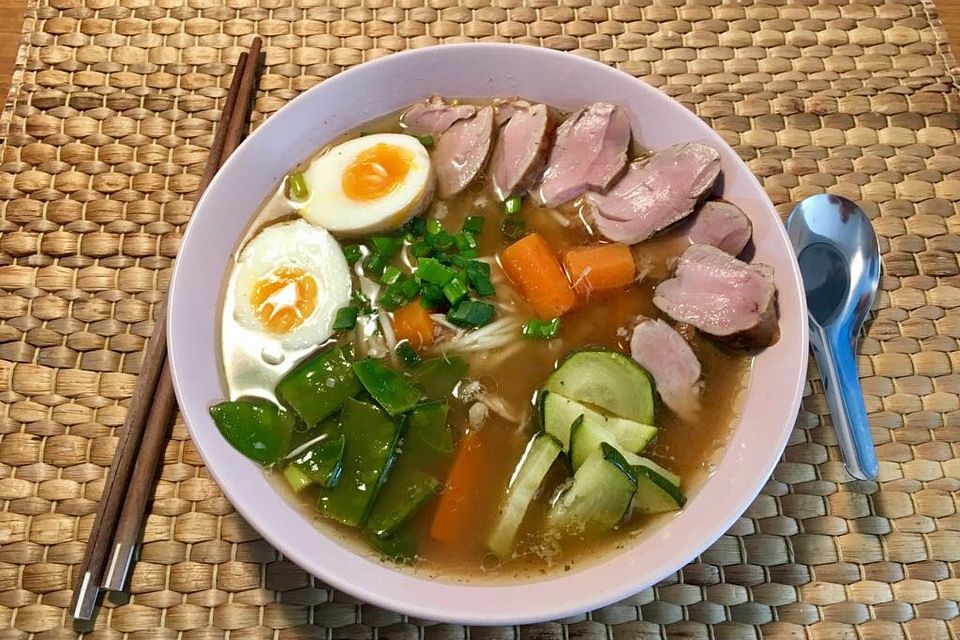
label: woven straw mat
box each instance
[1,0,959,638]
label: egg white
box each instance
[300,133,434,235]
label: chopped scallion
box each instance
[454,231,478,257]
[462,216,484,234]
[503,195,522,216]
[352,290,374,315]
[427,230,455,251]
[382,265,402,285]
[395,341,421,366]
[379,276,419,310]
[420,284,446,310]
[411,241,432,257]
[415,257,455,285]
[415,134,434,146]
[501,214,526,239]
[286,172,309,201]
[363,252,389,278]
[442,276,469,305]
[333,306,360,331]
[342,244,362,265]
[409,217,428,237]
[447,300,495,327]
[370,235,400,257]
[522,318,560,339]
[426,219,443,236]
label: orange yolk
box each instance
[342,143,412,201]
[251,266,318,334]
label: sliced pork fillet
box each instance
[534,103,630,208]
[675,201,752,256]
[433,106,495,199]
[490,102,553,200]
[401,95,477,138]
[653,244,778,348]
[588,143,721,244]
[630,319,701,422]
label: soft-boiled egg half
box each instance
[300,133,434,235]
[222,218,351,401]
[233,219,351,349]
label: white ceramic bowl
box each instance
[168,43,808,625]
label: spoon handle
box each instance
[809,323,878,480]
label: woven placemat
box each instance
[1,0,958,637]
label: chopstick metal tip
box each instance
[102,535,137,593]
[71,571,99,621]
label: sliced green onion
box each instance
[428,230,455,251]
[382,265,402,285]
[363,252,389,278]
[447,300,495,327]
[409,217,428,237]
[352,290,374,315]
[380,276,419,310]
[462,216,484,234]
[416,257,455,285]
[426,219,443,236]
[286,172,309,202]
[370,235,400,257]
[342,244,362,265]
[501,215,526,240]
[450,258,494,297]
[522,318,560,340]
[454,231,478,257]
[411,241,432,257]
[395,341,421,366]
[333,306,359,331]
[503,195,522,216]
[420,284,447,310]
[415,134,434,147]
[442,276,469,305]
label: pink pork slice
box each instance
[630,319,702,422]
[589,143,721,244]
[490,102,552,200]
[533,103,630,208]
[653,244,779,349]
[401,95,477,138]
[676,201,753,256]
[433,106,495,199]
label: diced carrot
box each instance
[500,233,577,319]
[430,431,486,544]
[563,243,637,296]
[392,299,434,348]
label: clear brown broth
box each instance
[239,102,751,582]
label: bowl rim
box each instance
[168,42,809,625]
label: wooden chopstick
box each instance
[71,40,262,620]
[220,38,262,161]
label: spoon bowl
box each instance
[787,194,881,480]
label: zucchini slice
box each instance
[543,392,656,455]
[488,433,563,558]
[543,350,655,425]
[549,442,637,532]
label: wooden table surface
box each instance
[0,0,957,105]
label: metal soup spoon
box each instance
[786,194,881,481]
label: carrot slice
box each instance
[563,243,636,295]
[392,299,434,348]
[430,430,486,544]
[500,233,577,318]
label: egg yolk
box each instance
[342,143,412,201]
[251,266,318,334]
